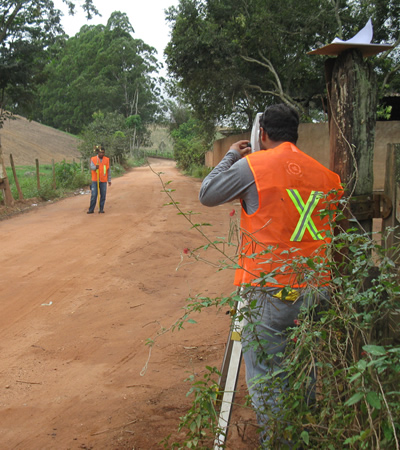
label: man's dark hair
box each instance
[259,104,299,144]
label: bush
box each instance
[186,164,212,179]
[171,118,209,171]
[37,180,61,201]
[157,184,400,449]
[54,161,90,188]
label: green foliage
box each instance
[3,161,91,204]
[79,111,129,161]
[37,180,62,201]
[144,150,174,160]
[377,104,393,120]
[0,0,98,124]
[54,160,90,189]
[125,113,152,152]
[161,367,221,449]
[34,12,160,134]
[165,0,400,129]
[185,164,212,179]
[267,231,400,448]
[4,165,50,200]
[125,157,147,168]
[158,188,400,448]
[170,117,209,170]
[110,163,125,177]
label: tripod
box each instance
[214,301,244,449]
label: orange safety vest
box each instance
[91,156,110,182]
[234,142,342,288]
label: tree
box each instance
[79,111,128,162]
[170,114,208,170]
[0,0,98,125]
[165,0,400,131]
[125,114,151,156]
[35,12,161,134]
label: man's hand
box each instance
[96,165,99,169]
[108,182,112,186]
[230,140,251,158]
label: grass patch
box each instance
[4,164,58,201]
[185,164,212,179]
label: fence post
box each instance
[9,154,24,200]
[52,159,56,189]
[35,158,40,190]
[0,136,14,206]
[382,143,400,254]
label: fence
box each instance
[0,152,116,206]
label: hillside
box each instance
[0,115,81,167]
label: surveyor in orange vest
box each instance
[87,146,111,214]
[199,104,342,445]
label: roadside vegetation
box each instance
[0,160,123,205]
[155,181,400,449]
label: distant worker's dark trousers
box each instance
[89,181,107,212]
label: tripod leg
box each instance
[214,304,243,449]
[214,338,242,449]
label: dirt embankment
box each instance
[1,115,81,167]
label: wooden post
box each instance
[326,49,376,233]
[35,158,40,190]
[52,159,56,189]
[0,136,14,206]
[382,143,400,254]
[9,154,23,200]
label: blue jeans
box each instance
[240,287,328,444]
[89,181,107,212]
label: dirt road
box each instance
[0,159,257,449]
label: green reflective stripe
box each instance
[287,189,323,241]
[103,165,107,175]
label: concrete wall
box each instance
[206,121,400,190]
[205,132,249,167]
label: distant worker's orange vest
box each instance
[233,142,342,288]
[91,156,110,182]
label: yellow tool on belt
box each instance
[273,288,300,302]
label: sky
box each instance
[53,0,179,74]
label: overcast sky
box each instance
[53,0,179,73]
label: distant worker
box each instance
[199,104,342,445]
[87,145,111,214]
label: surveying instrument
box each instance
[213,113,262,449]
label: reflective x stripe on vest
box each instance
[287,189,323,242]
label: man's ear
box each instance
[260,127,268,148]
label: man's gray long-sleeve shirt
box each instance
[199,149,259,214]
